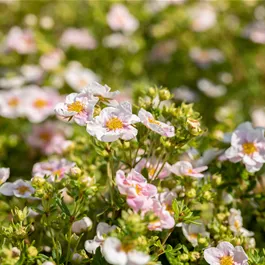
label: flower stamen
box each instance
[106,117,123,130]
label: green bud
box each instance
[217,213,226,221]
[148,87,156,97]
[180,253,189,262]
[190,252,200,262]
[27,246,38,257]
[198,237,208,246]
[70,167,82,177]
[186,188,196,198]
[203,191,212,201]
[187,118,202,136]
[159,89,171,101]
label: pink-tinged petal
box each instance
[0,182,14,196]
[204,247,223,265]
[141,184,157,197]
[187,172,205,178]
[127,196,145,212]
[242,155,256,166]
[217,242,234,256]
[194,166,208,173]
[84,240,101,254]
[233,246,248,264]
[128,169,147,183]
[127,250,150,265]
[120,126,138,141]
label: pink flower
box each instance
[39,49,64,71]
[107,4,139,34]
[135,158,170,180]
[168,161,208,178]
[116,169,157,212]
[23,86,61,123]
[32,159,75,182]
[87,102,140,142]
[60,28,97,50]
[55,90,98,126]
[138,108,175,137]
[204,242,248,265]
[27,121,72,155]
[0,89,24,119]
[225,122,265,173]
[6,27,36,54]
[64,62,100,92]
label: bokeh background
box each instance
[1,0,265,177]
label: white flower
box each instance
[225,122,265,173]
[168,161,208,178]
[182,222,209,247]
[72,217,92,234]
[0,168,10,184]
[251,108,265,127]
[20,64,43,83]
[107,4,139,34]
[85,222,116,254]
[197,79,227,98]
[173,86,198,103]
[55,90,98,126]
[138,108,175,137]
[0,76,25,90]
[39,49,64,71]
[64,62,100,92]
[102,237,150,265]
[86,102,140,142]
[0,179,35,198]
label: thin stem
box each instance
[107,150,114,206]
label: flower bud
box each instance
[71,217,92,234]
[190,252,200,262]
[180,253,189,262]
[198,237,208,246]
[159,89,171,101]
[203,191,212,201]
[70,167,82,177]
[148,87,156,97]
[187,118,202,136]
[72,253,83,264]
[27,246,38,257]
[11,247,20,258]
[31,176,46,187]
[186,188,196,198]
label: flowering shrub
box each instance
[1,1,265,265]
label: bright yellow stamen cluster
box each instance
[67,101,84,113]
[242,142,257,155]
[17,186,30,195]
[220,256,233,265]
[33,99,48,109]
[148,117,160,125]
[135,184,142,195]
[106,117,123,130]
[8,97,19,107]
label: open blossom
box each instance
[225,122,265,173]
[87,102,140,142]
[32,159,75,182]
[0,179,35,198]
[85,222,117,254]
[107,4,139,34]
[168,161,208,178]
[64,62,100,92]
[102,237,150,265]
[189,4,216,32]
[55,90,98,126]
[83,82,120,105]
[116,169,157,212]
[204,242,248,265]
[138,108,175,137]
[71,217,92,234]
[0,168,10,184]
[148,190,176,231]
[182,222,209,247]
[197,79,227,98]
[135,158,170,180]
[173,86,198,103]
[39,49,64,71]
[23,86,61,123]
[27,121,73,155]
[60,28,97,50]
[0,89,24,118]
[5,27,36,54]
[189,47,224,68]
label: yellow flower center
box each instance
[39,132,52,142]
[8,97,19,107]
[135,184,142,195]
[148,166,156,177]
[33,99,48,109]
[189,233,198,239]
[220,256,233,265]
[16,186,30,195]
[67,101,84,113]
[53,169,62,176]
[234,220,241,229]
[242,142,257,155]
[148,117,160,125]
[106,117,123,130]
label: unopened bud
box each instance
[70,167,82,177]
[71,217,92,234]
[27,246,38,257]
[186,188,196,198]
[159,89,171,101]
[187,118,202,136]
[180,253,189,262]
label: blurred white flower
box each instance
[0,168,10,184]
[173,87,198,103]
[251,108,265,127]
[103,33,131,48]
[60,28,97,50]
[107,4,139,34]
[244,21,265,44]
[40,16,54,30]
[72,217,92,234]
[197,79,227,98]
[64,62,100,92]
[39,49,64,71]
[189,4,216,32]
[21,64,43,83]
[0,75,25,90]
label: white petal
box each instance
[0,182,14,196]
